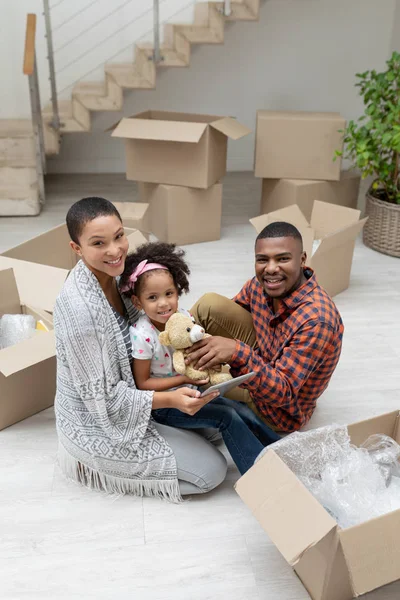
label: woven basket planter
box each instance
[363,192,400,258]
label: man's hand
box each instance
[185,336,236,371]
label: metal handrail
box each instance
[23,13,46,206]
[43,0,61,131]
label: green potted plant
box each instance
[336,51,400,257]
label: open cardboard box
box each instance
[250,201,368,298]
[254,110,345,181]
[110,110,251,189]
[2,223,148,271]
[236,410,400,600]
[0,268,56,430]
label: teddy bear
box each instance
[158,312,232,386]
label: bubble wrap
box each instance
[0,314,36,350]
[256,425,400,529]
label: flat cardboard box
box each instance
[112,201,151,237]
[254,111,345,181]
[261,171,361,221]
[110,110,251,189]
[236,410,400,600]
[2,224,149,271]
[250,201,367,298]
[139,182,222,245]
[0,268,56,430]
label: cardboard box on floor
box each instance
[112,201,151,237]
[254,111,345,181]
[236,410,400,600]
[0,256,68,313]
[0,268,56,430]
[110,110,251,189]
[2,223,149,271]
[139,182,222,245]
[261,171,361,221]
[250,201,368,297]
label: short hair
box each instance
[66,197,122,244]
[256,221,303,248]
[120,241,190,297]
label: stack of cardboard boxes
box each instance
[111,110,251,245]
[252,111,367,297]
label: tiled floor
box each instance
[1,173,400,599]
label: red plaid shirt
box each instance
[230,268,344,432]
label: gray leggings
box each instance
[154,423,227,495]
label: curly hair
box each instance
[120,242,190,297]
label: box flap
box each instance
[113,202,149,221]
[310,201,361,238]
[250,204,311,233]
[339,509,400,597]
[347,410,400,447]
[235,450,337,566]
[312,218,368,258]
[125,229,148,251]
[0,257,68,313]
[0,269,21,316]
[111,118,207,143]
[250,205,314,259]
[210,117,251,140]
[0,330,56,376]
[2,223,76,270]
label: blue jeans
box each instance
[152,397,281,475]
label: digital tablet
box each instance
[200,372,255,398]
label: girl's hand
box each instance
[171,387,219,416]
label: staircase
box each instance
[0,0,260,216]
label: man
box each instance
[188,221,344,433]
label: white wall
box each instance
[1,0,398,172]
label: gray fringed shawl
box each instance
[53,260,180,501]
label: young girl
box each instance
[119,241,280,475]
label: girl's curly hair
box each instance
[120,242,190,297]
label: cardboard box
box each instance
[110,110,251,189]
[0,256,68,313]
[250,201,368,297]
[112,201,151,237]
[0,268,56,430]
[254,111,345,181]
[2,224,149,271]
[236,410,400,600]
[261,171,361,221]
[139,182,222,245]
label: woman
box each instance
[54,197,227,501]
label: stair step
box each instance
[0,119,33,138]
[214,0,259,20]
[137,43,189,67]
[0,183,40,216]
[72,76,123,111]
[106,64,154,89]
[0,136,36,168]
[163,24,191,62]
[0,166,37,186]
[43,99,90,132]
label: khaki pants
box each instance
[191,293,278,431]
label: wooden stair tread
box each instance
[72,82,107,96]
[0,120,33,138]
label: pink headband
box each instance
[120,259,168,293]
